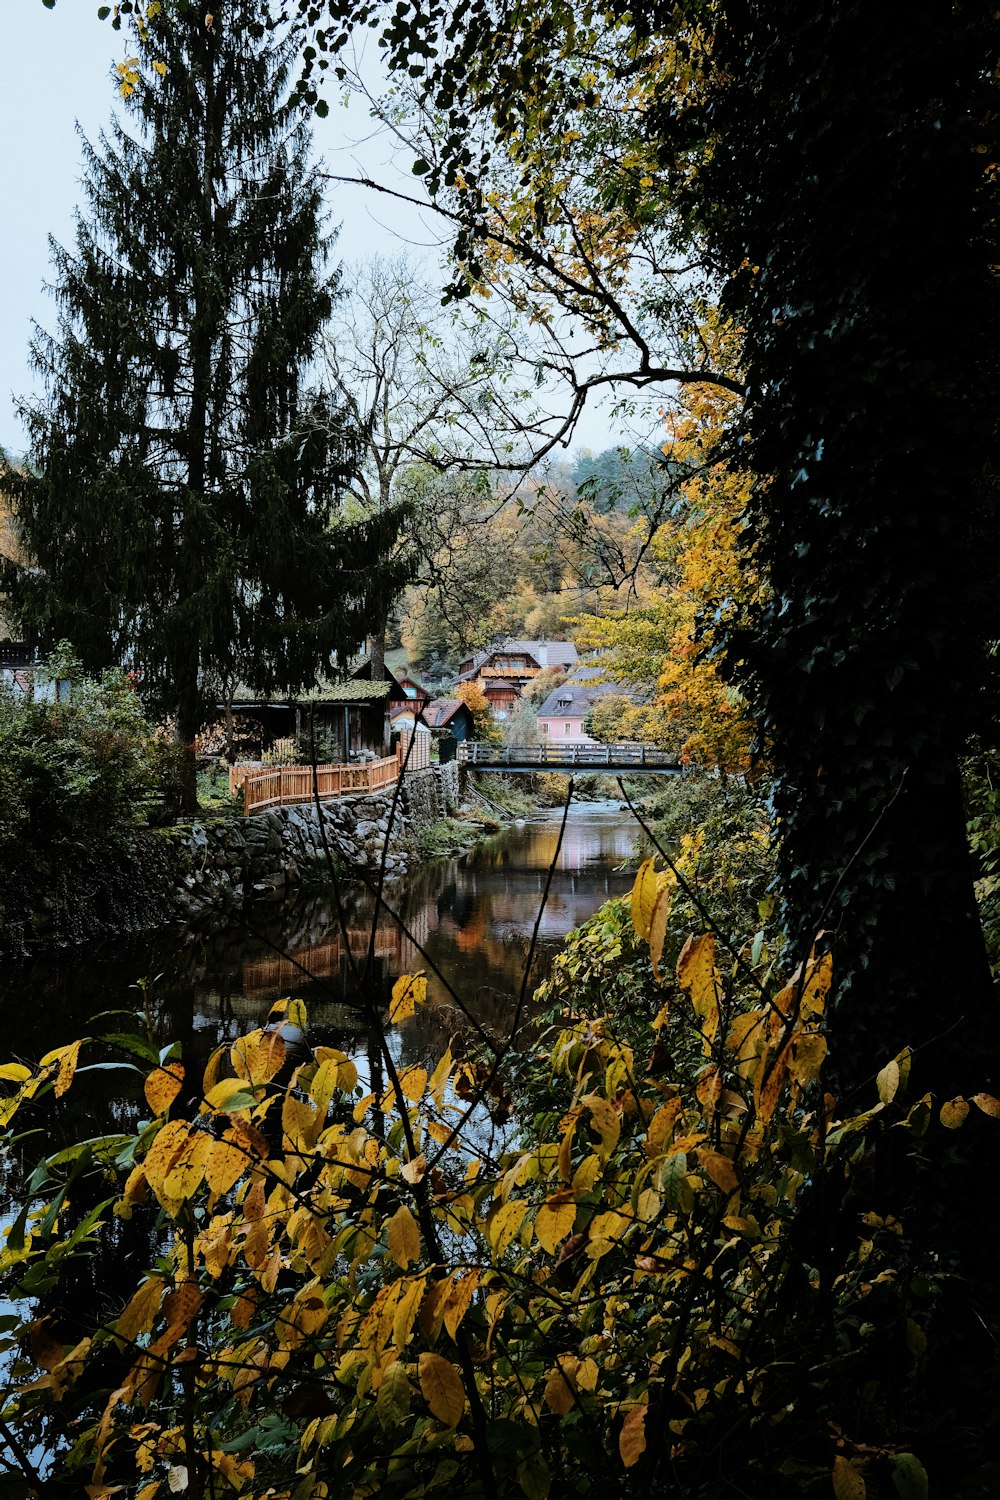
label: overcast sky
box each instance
[1,4,633,459]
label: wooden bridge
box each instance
[457,742,683,775]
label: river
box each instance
[0,799,647,1475]
[0,800,646,1094]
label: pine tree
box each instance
[3,1,409,803]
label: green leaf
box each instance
[891,1453,928,1500]
[99,1032,159,1064]
[60,1196,115,1251]
[412,158,430,174]
[315,98,329,118]
[517,1454,552,1499]
[44,1134,132,1167]
[6,1203,30,1254]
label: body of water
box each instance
[0,801,645,1085]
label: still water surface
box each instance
[1,802,646,1085]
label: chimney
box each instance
[536,640,548,668]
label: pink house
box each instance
[537,679,616,745]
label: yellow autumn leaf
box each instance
[398,1066,428,1102]
[428,1046,452,1111]
[247,1029,286,1085]
[789,1031,827,1087]
[676,933,721,1042]
[582,1094,621,1155]
[940,1097,970,1129]
[630,858,658,941]
[162,1132,212,1201]
[418,1351,465,1426]
[309,1058,342,1119]
[203,1078,255,1113]
[142,1121,191,1197]
[619,1404,647,1468]
[648,887,673,982]
[832,1455,867,1500]
[571,1154,602,1195]
[443,1272,479,1341]
[392,1277,425,1350]
[152,59,167,76]
[314,1046,358,1091]
[488,1199,528,1256]
[727,1011,765,1076]
[543,1363,577,1414]
[799,948,833,1016]
[115,1275,166,1347]
[754,1044,790,1125]
[534,1198,576,1254]
[696,1147,740,1195]
[162,1278,203,1328]
[971,1092,1000,1117]
[202,1045,226,1097]
[0,1064,32,1083]
[387,1204,421,1269]
[646,1097,681,1157]
[876,1059,900,1104]
[54,1040,83,1099]
[390,973,428,1024]
[281,1091,319,1151]
[145,1061,184,1116]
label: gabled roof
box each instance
[388,698,471,729]
[425,698,471,728]
[456,638,578,681]
[537,679,624,719]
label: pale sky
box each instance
[0,3,635,460]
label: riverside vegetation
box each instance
[1,792,997,1498]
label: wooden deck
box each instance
[457,742,683,774]
[235,753,400,815]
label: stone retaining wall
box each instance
[161,762,464,922]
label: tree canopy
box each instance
[4,0,410,778]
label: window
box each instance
[541,722,549,735]
[565,723,572,735]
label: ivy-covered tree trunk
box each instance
[3,1,410,811]
[697,1,1000,1098]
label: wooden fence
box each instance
[395,726,431,771]
[233,751,401,816]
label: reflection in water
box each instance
[0,801,647,1432]
[0,802,645,1092]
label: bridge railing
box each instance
[236,752,401,815]
[457,741,682,771]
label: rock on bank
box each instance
[2,763,463,956]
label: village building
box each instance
[456,638,578,692]
[219,655,413,762]
[536,674,625,747]
[481,678,519,720]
